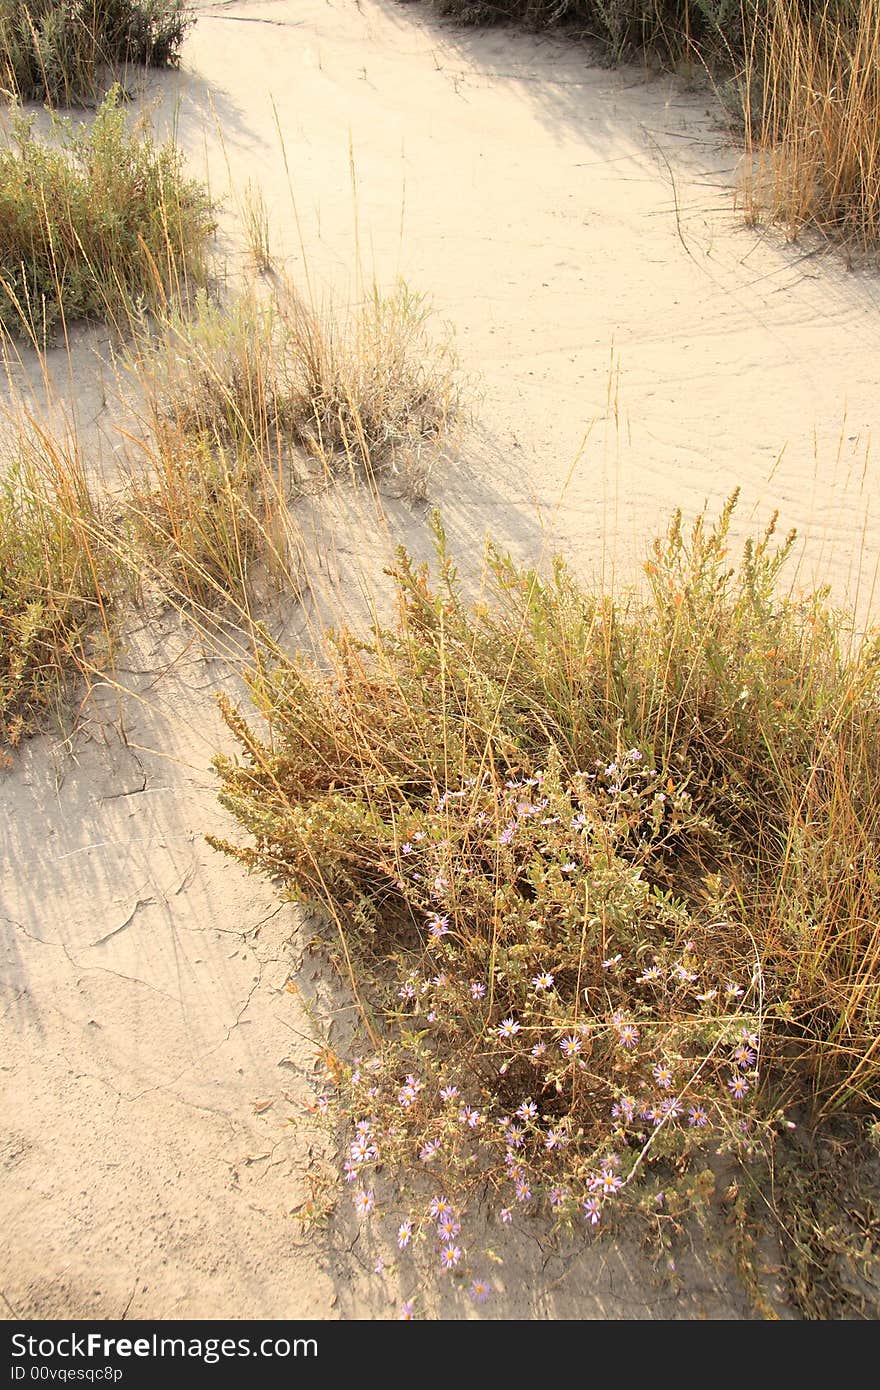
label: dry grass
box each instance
[0,417,114,751]
[1,250,459,730]
[114,274,459,611]
[740,1,880,250]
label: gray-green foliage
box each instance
[413,2,860,65]
[0,86,214,335]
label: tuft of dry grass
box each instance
[0,419,114,751]
[739,1,880,251]
[115,274,459,610]
[127,278,458,484]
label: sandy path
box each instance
[163,0,880,618]
[5,0,876,1319]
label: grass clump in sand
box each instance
[120,278,458,608]
[209,496,880,1291]
[740,1,880,252]
[0,429,112,751]
[132,280,458,488]
[0,1,193,105]
[0,85,214,339]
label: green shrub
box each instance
[0,85,214,337]
[0,1,193,104]
[413,2,863,66]
[209,498,880,1249]
[414,1,743,61]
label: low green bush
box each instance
[0,85,214,337]
[210,497,880,1258]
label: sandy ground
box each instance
[4,0,879,1320]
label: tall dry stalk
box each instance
[740,1,880,249]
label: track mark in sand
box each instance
[3,914,182,1006]
[0,1288,19,1318]
[90,897,156,948]
[206,12,304,27]
[99,773,148,803]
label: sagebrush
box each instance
[209,498,880,1268]
[0,86,214,337]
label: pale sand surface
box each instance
[4,0,878,1319]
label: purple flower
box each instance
[439,1244,462,1271]
[583,1196,602,1226]
[353,1188,374,1217]
[560,1034,582,1058]
[397,1075,423,1108]
[427,914,451,942]
[437,1214,461,1240]
[399,1299,415,1320]
[397,1221,413,1249]
[350,1135,378,1163]
[497,1017,521,1040]
[598,1169,623,1195]
[470,1279,491,1304]
[470,981,487,1000]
